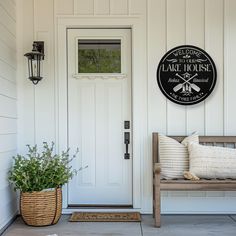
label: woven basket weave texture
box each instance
[20,188,62,226]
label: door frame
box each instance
[56,16,148,212]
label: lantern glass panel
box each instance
[32,59,38,77]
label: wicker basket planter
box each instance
[20,188,62,226]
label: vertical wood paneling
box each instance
[35,32,55,144]
[57,24,68,158]
[74,0,94,15]
[34,0,54,30]
[34,0,55,144]
[186,0,205,135]
[166,0,186,51]
[129,0,146,15]
[148,0,167,134]
[94,0,110,15]
[166,0,186,135]
[55,0,74,15]
[205,0,224,135]
[110,0,128,15]
[17,0,35,152]
[224,0,236,135]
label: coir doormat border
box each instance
[69,212,141,222]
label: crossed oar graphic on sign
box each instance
[173,73,200,92]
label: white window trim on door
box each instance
[73,35,126,79]
[56,16,149,213]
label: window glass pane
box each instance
[78,39,121,73]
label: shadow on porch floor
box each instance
[3,214,236,236]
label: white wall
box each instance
[0,0,17,232]
[148,0,236,213]
[17,0,236,213]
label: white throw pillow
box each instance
[188,143,236,179]
[158,133,199,179]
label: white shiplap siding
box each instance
[0,0,17,232]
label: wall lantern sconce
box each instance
[24,41,44,85]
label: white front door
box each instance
[67,29,132,205]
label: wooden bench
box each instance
[152,133,236,227]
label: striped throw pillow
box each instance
[158,133,199,179]
[189,143,236,179]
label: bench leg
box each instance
[154,174,161,227]
[153,185,155,218]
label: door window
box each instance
[78,39,121,73]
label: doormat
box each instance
[69,212,141,222]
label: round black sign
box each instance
[156,45,217,105]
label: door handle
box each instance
[124,132,130,159]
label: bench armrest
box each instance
[154,163,161,174]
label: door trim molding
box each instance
[55,16,148,212]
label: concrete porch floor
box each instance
[2,214,236,236]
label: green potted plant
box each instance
[9,142,81,226]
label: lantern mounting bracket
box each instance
[34,41,44,60]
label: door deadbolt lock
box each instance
[124,121,130,129]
